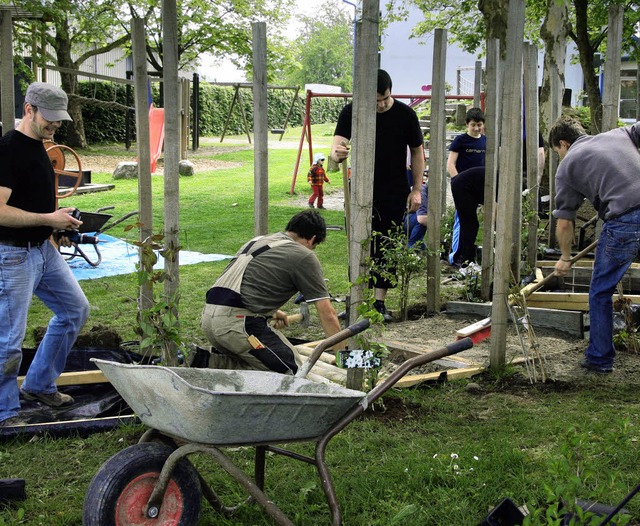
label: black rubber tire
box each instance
[83,442,201,525]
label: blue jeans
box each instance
[0,240,89,421]
[404,213,426,249]
[586,209,640,368]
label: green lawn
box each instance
[2,126,638,526]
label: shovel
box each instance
[456,239,598,343]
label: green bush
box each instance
[198,83,348,136]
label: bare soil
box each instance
[378,311,640,388]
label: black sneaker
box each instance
[20,388,74,407]
[579,358,613,374]
[373,300,393,323]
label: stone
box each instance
[113,161,138,180]
[179,160,195,176]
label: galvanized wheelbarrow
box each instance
[58,206,138,267]
[82,320,473,525]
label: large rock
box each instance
[179,160,195,176]
[113,161,138,180]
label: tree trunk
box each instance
[54,17,86,148]
[539,0,568,139]
[572,0,602,134]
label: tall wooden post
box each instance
[162,0,180,365]
[426,29,447,313]
[481,38,500,301]
[523,42,540,269]
[473,60,483,108]
[253,22,269,236]
[490,0,525,369]
[131,17,153,320]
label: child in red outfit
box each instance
[307,153,330,209]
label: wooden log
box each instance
[295,344,336,364]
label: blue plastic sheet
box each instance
[66,233,232,281]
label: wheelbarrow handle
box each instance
[296,319,370,379]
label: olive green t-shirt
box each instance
[239,232,330,314]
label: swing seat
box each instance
[270,128,285,135]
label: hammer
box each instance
[270,299,310,328]
[286,300,310,327]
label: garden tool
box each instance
[456,239,598,343]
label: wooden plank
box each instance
[525,292,640,312]
[446,301,585,337]
[380,339,478,368]
[386,366,484,388]
[536,264,640,293]
[17,370,108,387]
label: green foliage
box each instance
[280,0,354,92]
[367,226,428,321]
[198,84,347,137]
[56,81,131,144]
[133,229,183,366]
[523,425,633,525]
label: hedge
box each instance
[57,81,348,145]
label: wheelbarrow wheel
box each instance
[83,442,201,526]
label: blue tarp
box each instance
[67,233,232,281]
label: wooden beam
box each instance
[446,300,585,337]
[524,292,640,312]
[386,366,484,388]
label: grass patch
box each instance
[4,127,639,525]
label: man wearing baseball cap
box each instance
[0,82,89,427]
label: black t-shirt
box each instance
[334,99,424,205]
[0,130,55,242]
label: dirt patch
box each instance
[377,312,640,388]
[80,154,242,175]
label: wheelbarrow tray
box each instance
[91,359,366,445]
[77,211,112,233]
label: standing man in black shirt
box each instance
[331,69,424,321]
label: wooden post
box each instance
[180,78,190,159]
[602,4,623,132]
[253,22,269,236]
[131,17,153,320]
[426,28,447,314]
[346,0,378,391]
[481,38,500,301]
[474,60,483,108]
[162,0,180,365]
[0,11,15,133]
[490,0,525,369]
[523,42,540,270]
[547,62,563,249]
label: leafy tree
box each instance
[11,0,294,147]
[124,0,295,78]
[280,1,353,92]
[12,0,129,148]
[385,0,640,133]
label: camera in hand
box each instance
[58,208,98,245]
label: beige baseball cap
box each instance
[25,82,72,122]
